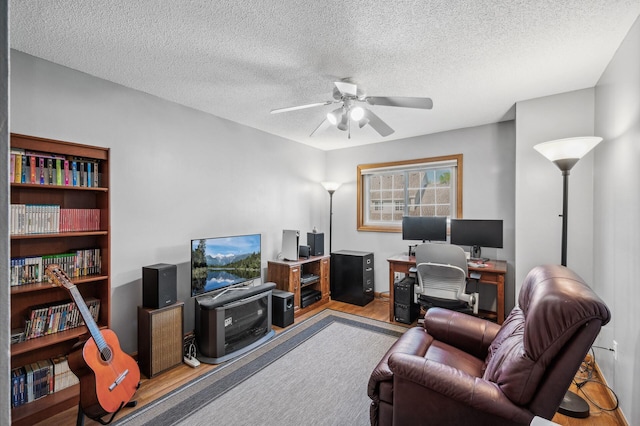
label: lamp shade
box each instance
[534,137,603,171]
[327,108,342,125]
[350,106,365,121]
[321,181,341,193]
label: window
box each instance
[357,154,463,232]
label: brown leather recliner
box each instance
[368,264,611,426]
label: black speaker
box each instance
[307,232,324,256]
[142,263,177,309]
[271,289,294,328]
[299,245,310,259]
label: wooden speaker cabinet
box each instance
[138,301,184,378]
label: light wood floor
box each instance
[36,297,624,425]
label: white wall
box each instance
[594,15,640,425]
[9,50,328,353]
[325,121,517,314]
[1,3,11,424]
[514,88,596,291]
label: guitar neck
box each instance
[67,285,106,350]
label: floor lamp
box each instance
[533,136,603,418]
[321,181,341,254]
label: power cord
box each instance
[572,347,619,413]
[183,332,200,368]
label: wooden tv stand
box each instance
[267,255,330,318]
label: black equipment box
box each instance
[394,276,419,324]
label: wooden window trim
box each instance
[357,154,463,232]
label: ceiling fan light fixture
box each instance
[327,108,342,125]
[274,81,433,139]
[337,112,349,131]
[350,106,365,121]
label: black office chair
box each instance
[413,243,479,315]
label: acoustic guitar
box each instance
[45,264,140,421]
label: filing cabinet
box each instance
[330,250,374,306]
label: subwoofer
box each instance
[272,289,294,328]
[142,263,177,309]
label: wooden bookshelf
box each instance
[9,133,110,426]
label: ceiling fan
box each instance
[270,81,433,138]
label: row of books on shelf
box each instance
[10,204,101,235]
[10,148,101,187]
[16,297,101,342]
[11,355,79,408]
[10,248,102,287]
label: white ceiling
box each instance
[9,1,640,151]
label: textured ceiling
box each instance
[9,1,640,151]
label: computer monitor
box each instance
[450,219,503,260]
[402,216,447,243]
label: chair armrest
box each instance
[388,352,533,424]
[423,308,501,359]
[367,327,432,399]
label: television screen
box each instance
[402,216,447,242]
[450,219,503,249]
[191,234,262,297]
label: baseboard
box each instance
[591,357,628,425]
[375,291,390,300]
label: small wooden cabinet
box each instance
[267,255,330,317]
[138,302,184,378]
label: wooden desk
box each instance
[387,254,507,324]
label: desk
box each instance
[387,254,507,324]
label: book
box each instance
[13,151,22,183]
[87,162,92,187]
[29,155,36,184]
[93,161,99,187]
[71,161,78,186]
[47,158,54,185]
[24,363,34,402]
[11,367,24,407]
[39,157,45,184]
[20,154,29,183]
[55,158,62,185]
[79,161,85,187]
[64,160,69,186]
[10,153,15,183]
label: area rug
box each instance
[115,310,407,426]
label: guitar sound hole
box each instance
[100,347,113,362]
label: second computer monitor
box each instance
[450,219,503,259]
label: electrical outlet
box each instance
[613,340,618,361]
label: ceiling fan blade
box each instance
[334,81,358,97]
[363,109,394,137]
[365,96,433,109]
[270,101,334,114]
[310,118,332,137]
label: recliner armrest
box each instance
[389,352,533,425]
[423,308,501,359]
[367,327,432,400]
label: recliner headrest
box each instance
[483,264,610,405]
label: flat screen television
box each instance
[402,216,448,242]
[191,234,262,298]
[450,219,503,259]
